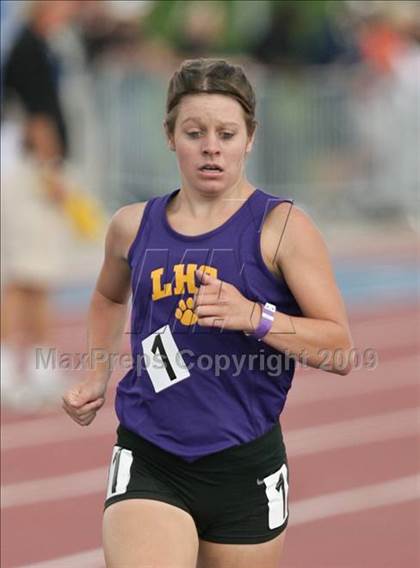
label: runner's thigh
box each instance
[197,530,286,568]
[103,499,199,568]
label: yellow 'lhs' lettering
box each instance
[151,264,218,301]
[151,268,172,300]
[173,264,197,295]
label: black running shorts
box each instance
[104,423,289,544]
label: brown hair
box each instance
[165,59,257,137]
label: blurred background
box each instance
[1,1,419,567]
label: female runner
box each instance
[63,58,353,568]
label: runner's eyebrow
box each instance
[180,117,240,128]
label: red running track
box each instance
[1,303,419,567]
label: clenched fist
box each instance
[62,378,107,426]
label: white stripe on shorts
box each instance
[106,446,133,500]
[261,463,289,529]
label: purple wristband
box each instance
[252,302,276,341]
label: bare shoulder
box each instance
[110,202,147,237]
[107,202,147,259]
[263,201,327,261]
[260,201,325,276]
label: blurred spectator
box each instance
[3,0,79,159]
[347,1,420,223]
[1,1,23,72]
[77,0,146,65]
[357,13,409,74]
[251,0,359,67]
[143,0,234,58]
[1,0,82,410]
[353,1,420,74]
[176,1,228,57]
[74,0,177,76]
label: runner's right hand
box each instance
[62,379,106,426]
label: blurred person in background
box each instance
[348,0,420,224]
[142,0,238,61]
[176,1,228,57]
[1,0,82,409]
[354,0,419,74]
[251,0,359,68]
[78,0,146,67]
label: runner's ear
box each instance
[164,121,176,151]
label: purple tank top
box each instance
[115,188,302,461]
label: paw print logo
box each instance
[175,297,198,326]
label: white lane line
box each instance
[290,355,420,405]
[285,407,420,457]
[1,467,107,509]
[292,474,420,525]
[15,474,420,568]
[17,548,104,568]
[2,408,419,509]
[1,407,117,451]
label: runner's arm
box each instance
[62,204,145,425]
[262,206,353,375]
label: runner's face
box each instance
[169,94,254,195]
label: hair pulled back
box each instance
[165,59,256,137]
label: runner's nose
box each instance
[201,133,221,156]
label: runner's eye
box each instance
[187,131,202,139]
[220,132,234,140]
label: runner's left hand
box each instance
[194,269,261,332]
